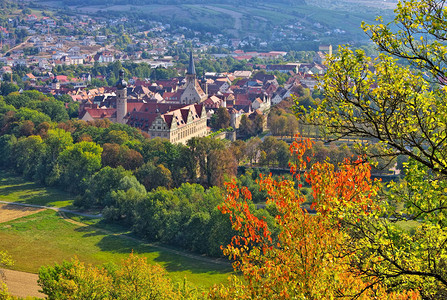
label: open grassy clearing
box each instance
[0,210,232,289]
[0,171,232,288]
[0,170,75,209]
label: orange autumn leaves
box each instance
[212,137,419,300]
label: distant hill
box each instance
[52,0,393,48]
[63,0,306,5]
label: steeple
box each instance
[181,50,207,104]
[187,50,196,75]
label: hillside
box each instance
[61,0,306,6]
[41,0,394,45]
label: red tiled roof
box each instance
[82,108,116,119]
[127,103,204,131]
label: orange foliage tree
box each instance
[210,137,419,299]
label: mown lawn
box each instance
[0,210,232,289]
[0,171,233,289]
[0,170,75,209]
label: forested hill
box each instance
[63,0,305,6]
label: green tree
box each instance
[0,83,18,96]
[38,258,112,300]
[38,254,191,300]
[81,166,132,208]
[212,107,231,130]
[112,254,183,300]
[103,175,147,225]
[135,162,172,191]
[36,128,73,185]
[309,0,447,296]
[58,141,103,193]
[14,135,45,179]
[15,107,51,125]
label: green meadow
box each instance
[0,171,232,289]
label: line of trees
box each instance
[0,89,292,256]
[0,87,397,259]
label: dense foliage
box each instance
[210,137,420,299]
[306,0,447,297]
[38,253,199,300]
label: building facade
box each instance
[126,103,208,144]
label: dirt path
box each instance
[4,37,31,55]
[1,269,43,299]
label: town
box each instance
[0,6,332,142]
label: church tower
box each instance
[186,50,196,84]
[116,69,127,124]
[181,51,207,104]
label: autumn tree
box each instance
[306,0,447,297]
[268,108,298,138]
[211,137,419,299]
[187,137,232,187]
[208,148,237,187]
[239,114,254,137]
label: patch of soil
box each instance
[0,204,43,223]
[1,269,44,299]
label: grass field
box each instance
[0,171,233,289]
[0,170,75,209]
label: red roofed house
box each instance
[80,108,116,121]
[26,14,38,22]
[22,73,36,82]
[80,69,208,144]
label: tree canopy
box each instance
[307,0,447,297]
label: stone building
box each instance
[126,103,208,144]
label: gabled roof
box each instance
[126,103,205,131]
[81,108,116,119]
